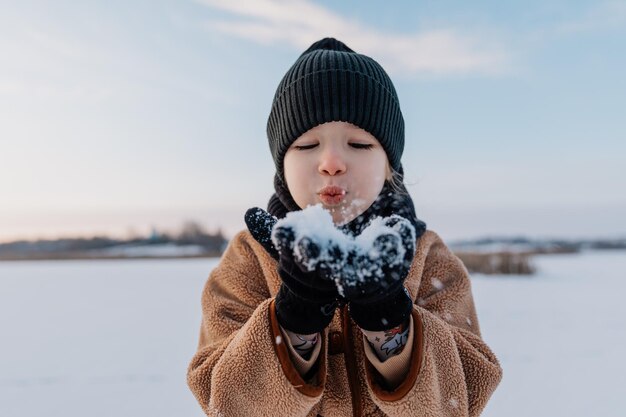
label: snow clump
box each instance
[271,204,416,294]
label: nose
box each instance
[318,146,346,176]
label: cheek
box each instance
[366,155,389,187]
[353,161,387,200]
[283,154,310,207]
[283,153,300,187]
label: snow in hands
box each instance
[271,205,417,296]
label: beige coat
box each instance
[187,229,502,417]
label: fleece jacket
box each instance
[187,229,503,417]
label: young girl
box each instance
[187,38,502,417]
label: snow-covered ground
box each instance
[0,258,213,417]
[476,250,626,417]
[93,243,207,257]
[0,251,624,416]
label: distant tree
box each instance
[179,221,206,240]
[176,220,226,252]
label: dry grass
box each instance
[455,251,536,275]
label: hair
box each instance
[386,163,410,196]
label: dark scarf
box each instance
[267,172,427,239]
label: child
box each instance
[187,37,502,417]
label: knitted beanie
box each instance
[267,37,405,180]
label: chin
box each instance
[330,209,359,226]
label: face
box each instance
[284,121,390,225]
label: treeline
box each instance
[450,236,626,275]
[0,221,227,261]
[449,236,626,253]
[2,227,625,270]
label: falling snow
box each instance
[432,277,444,290]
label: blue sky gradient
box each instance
[0,0,624,241]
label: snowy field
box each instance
[1,251,624,417]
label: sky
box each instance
[0,0,625,242]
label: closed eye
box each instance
[349,143,374,150]
[293,143,318,150]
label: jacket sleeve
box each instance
[186,231,326,417]
[362,232,503,417]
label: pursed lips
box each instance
[318,185,346,205]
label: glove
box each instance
[244,207,279,260]
[245,207,341,334]
[341,215,416,331]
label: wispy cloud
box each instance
[0,20,115,103]
[521,1,626,52]
[195,0,512,76]
[551,1,626,35]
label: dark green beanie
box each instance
[267,37,405,180]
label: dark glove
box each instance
[244,207,279,260]
[342,215,417,331]
[245,207,340,334]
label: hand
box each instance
[245,207,341,334]
[244,207,279,260]
[272,220,344,334]
[341,215,417,331]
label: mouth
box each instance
[317,185,346,206]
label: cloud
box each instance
[551,1,626,35]
[524,1,626,43]
[195,0,511,76]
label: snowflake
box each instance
[432,277,444,290]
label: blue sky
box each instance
[0,0,624,242]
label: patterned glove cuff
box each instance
[275,284,338,334]
[349,287,413,331]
